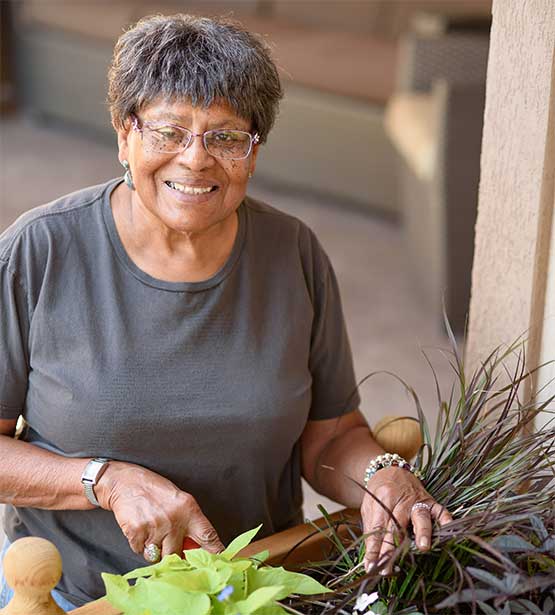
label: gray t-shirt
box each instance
[0,178,360,605]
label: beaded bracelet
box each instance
[363,452,423,488]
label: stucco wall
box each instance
[466,0,555,394]
[537,176,555,429]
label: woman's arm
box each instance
[0,419,92,510]
[0,419,223,557]
[300,409,384,508]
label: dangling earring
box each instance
[121,160,135,190]
[248,171,253,179]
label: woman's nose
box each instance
[176,134,215,170]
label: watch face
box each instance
[82,459,109,483]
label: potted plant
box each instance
[286,333,555,614]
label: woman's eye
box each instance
[215,131,244,143]
[155,127,181,140]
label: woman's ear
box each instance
[116,117,132,164]
[249,144,260,177]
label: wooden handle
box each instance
[0,537,66,615]
[239,507,360,568]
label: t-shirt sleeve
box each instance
[0,260,30,419]
[308,253,361,421]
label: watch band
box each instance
[81,457,111,507]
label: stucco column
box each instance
[465,0,555,409]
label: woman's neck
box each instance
[110,183,238,283]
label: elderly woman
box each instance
[0,14,451,610]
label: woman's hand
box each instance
[362,466,452,573]
[95,462,224,560]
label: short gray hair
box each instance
[108,14,283,143]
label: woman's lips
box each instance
[165,180,218,195]
[164,180,219,203]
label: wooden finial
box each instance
[0,537,66,615]
[373,415,423,460]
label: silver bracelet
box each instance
[363,452,423,488]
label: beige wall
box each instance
[466,0,555,420]
[537,176,555,429]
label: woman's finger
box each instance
[186,506,224,553]
[119,513,151,555]
[362,495,401,572]
[361,499,388,572]
[411,502,433,551]
[432,502,454,526]
[376,521,398,575]
[161,532,185,559]
[363,523,386,572]
[378,500,411,575]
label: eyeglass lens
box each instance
[144,124,253,159]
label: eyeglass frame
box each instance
[129,114,260,160]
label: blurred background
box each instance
[0,0,492,518]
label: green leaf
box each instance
[234,586,283,614]
[370,601,388,615]
[161,568,230,594]
[248,567,330,600]
[209,596,227,615]
[228,568,249,601]
[251,606,289,615]
[102,573,136,613]
[249,550,270,566]
[225,559,252,573]
[135,579,211,615]
[221,525,263,560]
[185,548,218,569]
[123,554,191,580]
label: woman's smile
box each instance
[163,178,220,203]
[164,180,218,196]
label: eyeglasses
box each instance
[130,114,259,160]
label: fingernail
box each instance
[419,536,430,549]
[379,568,388,576]
[364,561,375,573]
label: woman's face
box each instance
[116,99,259,237]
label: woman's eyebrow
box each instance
[148,113,244,129]
[145,112,188,124]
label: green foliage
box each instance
[102,525,330,615]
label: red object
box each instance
[182,537,201,551]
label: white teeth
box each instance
[168,181,214,195]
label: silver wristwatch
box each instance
[81,457,111,507]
